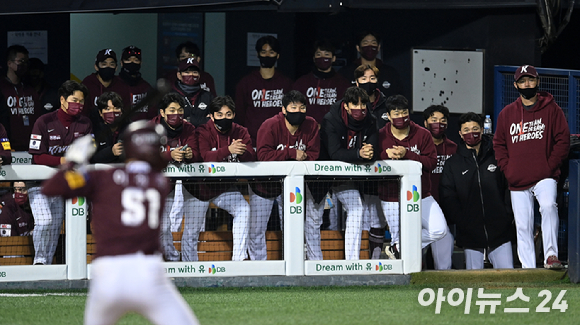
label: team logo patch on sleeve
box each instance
[64,171,86,190]
[29,140,40,150]
[0,138,11,150]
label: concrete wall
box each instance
[70,13,158,86]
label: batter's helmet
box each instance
[122,121,169,171]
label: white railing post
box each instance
[283,174,305,276]
[399,173,423,274]
[65,197,87,279]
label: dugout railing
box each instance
[0,160,422,282]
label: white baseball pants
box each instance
[510,178,559,268]
[161,182,250,262]
[29,187,64,265]
[85,253,199,325]
[248,186,324,260]
[379,195,448,251]
[332,183,366,260]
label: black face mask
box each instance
[285,111,306,126]
[259,56,277,69]
[98,67,116,81]
[123,62,141,75]
[359,82,377,97]
[517,86,538,100]
[15,64,28,78]
[214,118,233,132]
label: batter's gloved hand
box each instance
[65,135,96,166]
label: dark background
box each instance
[1,3,579,142]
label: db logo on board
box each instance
[290,187,302,214]
[406,185,420,212]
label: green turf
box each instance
[1,283,579,324]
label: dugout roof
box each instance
[1,0,545,15]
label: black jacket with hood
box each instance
[439,134,515,250]
[368,90,389,130]
[320,99,378,162]
[320,99,379,199]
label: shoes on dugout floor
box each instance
[386,244,400,260]
[371,247,382,259]
[544,255,563,269]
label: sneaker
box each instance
[386,244,400,259]
[544,255,563,269]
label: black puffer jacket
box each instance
[439,135,515,250]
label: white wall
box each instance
[70,13,158,86]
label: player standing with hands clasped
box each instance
[41,122,199,325]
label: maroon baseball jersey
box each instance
[164,70,217,97]
[195,120,255,200]
[0,78,43,151]
[151,115,199,163]
[115,77,156,121]
[257,112,320,161]
[197,119,256,162]
[292,71,350,124]
[0,194,34,237]
[41,162,170,258]
[81,73,124,118]
[29,109,93,166]
[430,136,457,203]
[378,121,437,202]
[234,70,293,144]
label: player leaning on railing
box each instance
[28,80,92,265]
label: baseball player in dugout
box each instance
[115,46,156,121]
[440,112,515,270]
[320,86,378,260]
[90,92,128,164]
[292,40,350,124]
[164,41,217,97]
[42,121,199,325]
[28,80,92,265]
[194,95,255,261]
[0,45,43,151]
[423,105,457,270]
[251,90,322,261]
[81,49,123,119]
[235,35,293,145]
[169,57,214,127]
[152,93,199,262]
[376,95,448,263]
[493,65,570,269]
[0,181,34,237]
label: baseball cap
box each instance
[122,46,142,61]
[514,65,538,81]
[178,57,200,72]
[95,49,117,64]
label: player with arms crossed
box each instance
[42,122,199,325]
